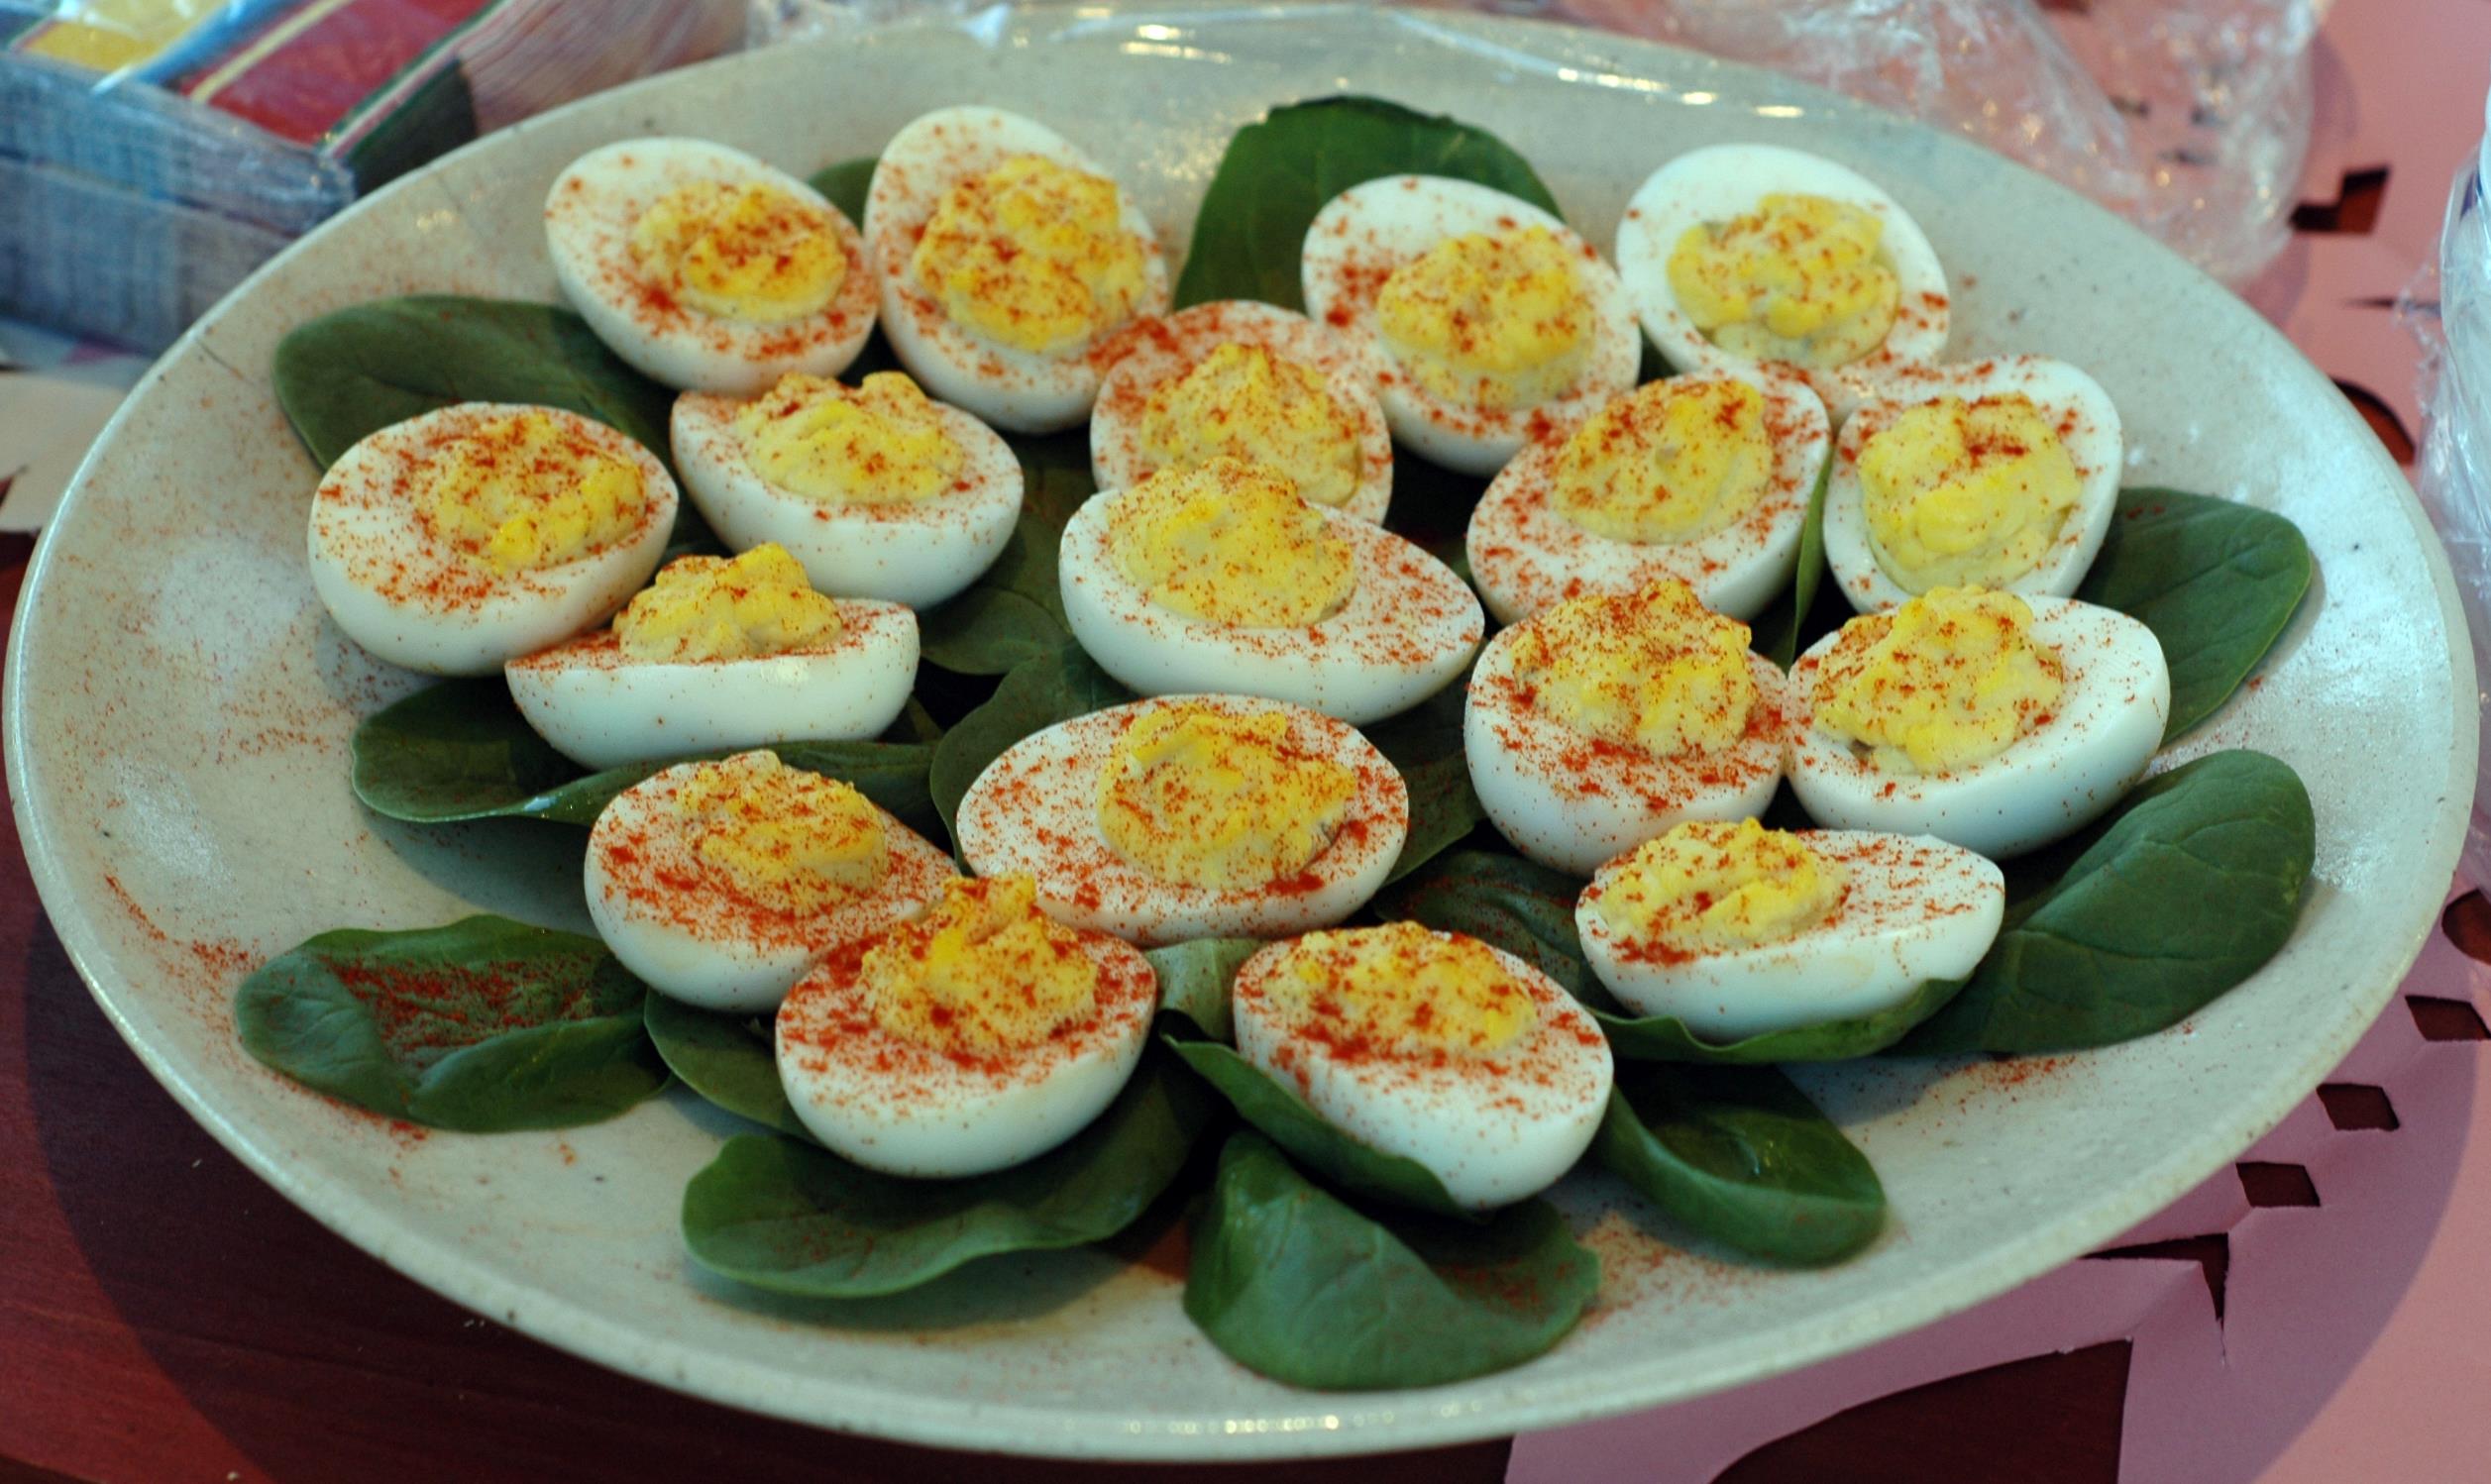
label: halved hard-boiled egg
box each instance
[1466,578,1788,877]
[1787,587,2169,857]
[1301,175,1640,476]
[505,544,916,769]
[954,694,1408,945]
[1821,357,2124,613]
[1576,818,2003,1039]
[775,875,1157,1177]
[584,750,952,1011]
[863,107,1170,434]
[1091,300,1394,523]
[1058,457,1483,725]
[307,402,675,676]
[671,370,1022,607]
[545,138,876,394]
[1615,145,1949,419]
[1231,922,1614,1212]
[1465,367,1829,625]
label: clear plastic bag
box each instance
[2409,150,2491,887]
[752,0,2315,286]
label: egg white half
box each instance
[1787,596,2171,857]
[1576,830,2004,1039]
[505,599,918,769]
[1057,488,1484,726]
[671,387,1023,608]
[545,138,877,394]
[1465,367,1830,626]
[584,760,954,1012]
[305,401,676,677]
[1465,626,1790,878]
[774,924,1157,1177]
[1231,932,1615,1213]
[1821,356,2125,613]
[954,693,1409,945]
[1090,300,1394,523]
[862,106,1170,434]
[1614,143,1950,421]
[1301,175,1641,477]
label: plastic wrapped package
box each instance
[0,0,745,351]
[753,0,2315,286]
[2410,148,2491,888]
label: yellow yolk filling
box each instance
[1375,226,1591,412]
[733,371,964,504]
[1668,193,1898,369]
[1139,343,1362,509]
[1594,818,1845,951]
[423,410,647,574]
[1509,578,1757,756]
[1816,586,2064,775]
[909,154,1149,355]
[630,179,845,325]
[1859,393,2084,591]
[1097,706,1357,890]
[613,544,841,663]
[673,751,888,912]
[1552,377,1775,544]
[1266,922,1537,1058]
[864,876,1100,1058]
[1109,457,1355,627]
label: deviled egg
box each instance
[1787,586,2169,857]
[1820,357,2124,613]
[1231,922,1614,1213]
[671,371,1022,607]
[1058,457,1483,725]
[775,875,1158,1177]
[546,138,877,394]
[584,750,953,1011]
[1615,144,1949,418]
[1575,818,2003,1039]
[1091,300,1394,523]
[863,106,1170,434]
[1466,367,1829,625]
[505,544,917,769]
[955,694,1408,944]
[1466,578,1788,877]
[1302,175,1640,476]
[307,401,675,676]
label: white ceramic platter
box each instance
[5,2,2475,1460]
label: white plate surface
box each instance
[5,2,2474,1460]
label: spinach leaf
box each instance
[1754,457,1833,670]
[1595,1063,1885,1266]
[349,679,936,831]
[1183,1131,1597,1390]
[1176,97,1564,310]
[1897,749,2317,1054]
[1377,850,1595,999]
[1165,1035,1472,1219]
[2078,488,2314,742]
[928,645,1135,837]
[642,993,810,1138]
[234,915,669,1130]
[1146,937,1260,1041]
[1596,977,1967,1065]
[1363,680,1485,884]
[273,295,676,474]
[681,1048,1214,1297]
[917,424,1094,675]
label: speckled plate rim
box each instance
[5,3,2477,1460]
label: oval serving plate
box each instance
[5,2,2474,1460]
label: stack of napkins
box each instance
[0,0,743,351]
